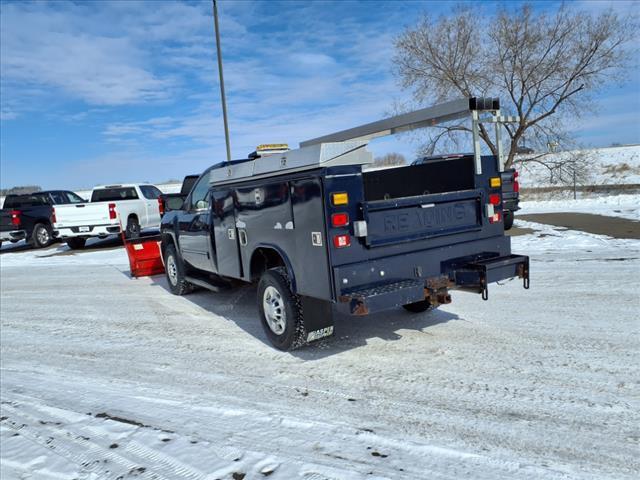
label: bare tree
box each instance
[393,3,636,169]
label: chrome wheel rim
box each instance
[166,254,178,286]
[37,227,50,245]
[263,286,286,335]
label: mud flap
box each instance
[300,296,334,343]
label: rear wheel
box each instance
[257,267,307,351]
[66,238,86,250]
[504,210,514,230]
[31,223,53,248]
[403,299,433,313]
[125,216,140,239]
[164,244,193,295]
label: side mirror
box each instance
[166,197,185,211]
[195,199,207,210]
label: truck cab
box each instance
[161,98,530,350]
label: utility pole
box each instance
[212,0,231,163]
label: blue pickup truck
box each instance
[160,98,530,350]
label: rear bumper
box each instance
[335,236,529,315]
[0,229,27,242]
[55,224,120,239]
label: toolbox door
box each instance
[212,188,243,278]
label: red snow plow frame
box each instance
[123,234,165,277]
[117,213,165,277]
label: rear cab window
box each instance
[3,194,50,208]
[139,185,163,200]
[91,187,139,202]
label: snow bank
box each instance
[519,193,640,221]
[516,144,640,188]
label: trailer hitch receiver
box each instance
[448,254,530,300]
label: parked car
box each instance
[0,190,86,248]
[515,146,534,154]
[53,183,163,249]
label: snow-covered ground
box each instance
[516,144,640,188]
[1,206,639,479]
[519,193,640,221]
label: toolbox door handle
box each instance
[238,229,248,246]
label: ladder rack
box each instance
[209,97,518,185]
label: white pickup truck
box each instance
[53,184,164,249]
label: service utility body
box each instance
[161,97,530,350]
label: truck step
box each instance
[339,279,425,316]
[184,274,234,293]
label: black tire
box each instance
[125,216,141,239]
[257,267,307,351]
[31,223,53,248]
[66,238,86,250]
[403,299,433,313]
[504,210,514,230]
[164,244,194,295]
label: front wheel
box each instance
[257,267,307,351]
[164,244,193,295]
[66,238,86,250]
[32,223,53,248]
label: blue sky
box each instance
[1,0,638,190]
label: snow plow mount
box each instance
[450,254,530,300]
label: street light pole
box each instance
[212,0,231,163]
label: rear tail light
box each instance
[490,177,501,188]
[10,210,21,226]
[158,197,164,216]
[333,234,351,248]
[108,203,117,220]
[51,208,57,224]
[489,193,501,206]
[513,179,520,193]
[331,212,349,227]
[513,170,519,179]
[489,211,502,224]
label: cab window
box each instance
[140,185,163,200]
[189,175,210,210]
[49,192,67,204]
[65,192,85,203]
